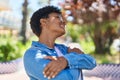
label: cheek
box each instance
[50,17,59,25]
[49,21,59,27]
[50,17,56,22]
[48,19,57,26]
[46,21,54,27]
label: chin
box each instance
[58,32,65,37]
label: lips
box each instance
[60,24,65,29]
[60,22,66,27]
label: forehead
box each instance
[48,12,61,17]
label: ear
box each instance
[40,19,47,27]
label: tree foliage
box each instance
[60,0,120,54]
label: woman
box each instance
[24,6,96,80]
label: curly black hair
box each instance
[30,6,61,37]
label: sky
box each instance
[0,0,64,29]
[5,0,64,29]
[9,0,42,19]
[9,0,64,19]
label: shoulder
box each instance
[55,43,68,54]
[24,46,48,59]
[55,43,68,49]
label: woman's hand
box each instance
[43,56,68,79]
[68,47,84,54]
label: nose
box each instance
[60,16,64,22]
[60,16,66,25]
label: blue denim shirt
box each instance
[24,41,96,80]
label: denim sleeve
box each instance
[64,52,96,70]
[24,49,73,80]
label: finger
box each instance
[45,69,51,77]
[44,56,53,60]
[43,62,51,75]
[46,67,60,79]
[68,47,84,54]
[48,71,55,79]
[44,64,57,79]
[44,66,51,78]
[52,68,61,78]
[44,56,57,60]
[52,56,57,60]
[48,65,61,78]
[43,61,56,77]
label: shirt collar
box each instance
[32,41,56,50]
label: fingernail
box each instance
[43,72,45,74]
[44,75,46,78]
[52,56,57,60]
[52,75,55,78]
[48,76,51,79]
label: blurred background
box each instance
[0,0,120,80]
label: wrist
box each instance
[59,57,68,68]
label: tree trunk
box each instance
[93,23,106,54]
[93,22,117,54]
[20,0,28,44]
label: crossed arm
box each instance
[43,47,96,79]
[24,47,96,80]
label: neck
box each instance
[38,33,56,49]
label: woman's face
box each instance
[45,13,66,37]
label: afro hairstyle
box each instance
[30,6,61,37]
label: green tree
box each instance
[61,0,119,54]
[20,0,28,44]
